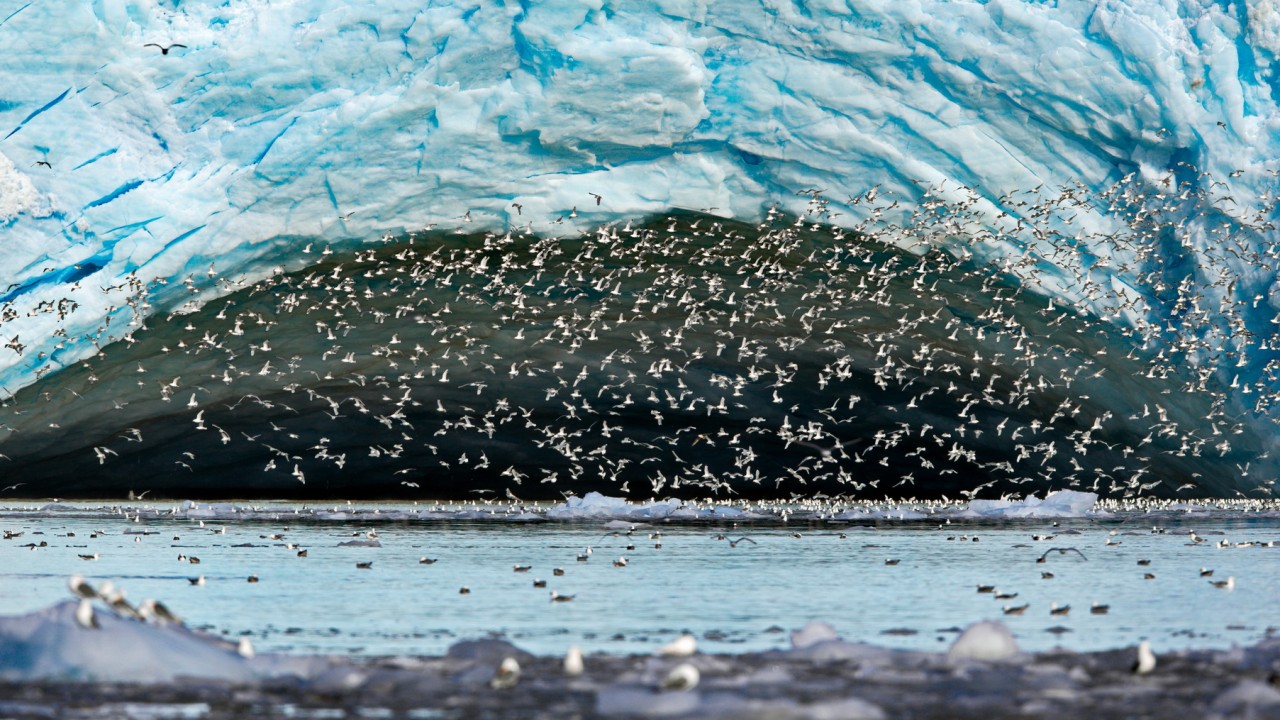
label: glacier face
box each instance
[0,0,1278,392]
[0,0,1278,499]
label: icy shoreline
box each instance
[2,601,1279,720]
[6,489,1280,525]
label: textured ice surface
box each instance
[961,490,1099,519]
[4,600,1280,719]
[0,600,325,683]
[0,0,1278,398]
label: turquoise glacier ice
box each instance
[0,0,1277,498]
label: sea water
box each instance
[0,501,1276,658]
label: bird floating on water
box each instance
[661,662,700,691]
[490,657,520,689]
[1209,576,1235,590]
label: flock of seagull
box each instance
[0,169,1277,501]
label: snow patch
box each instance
[0,152,51,223]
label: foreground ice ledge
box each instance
[5,600,1280,720]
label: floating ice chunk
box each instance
[548,492,640,519]
[1209,681,1280,718]
[1034,490,1099,516]
[791,621,841,649]
[961,490,1098,519]
[547,492,684,520]
[947,620,1020,662]
[177,501,240,519]
[0,600,254,682]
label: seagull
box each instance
[67,575,95,599]
[564,646,584,676]
[658,632,697,657]
[75,598,99,629]
[490,657,520,689]
[138,598,181,624]
[1037,547,1087,563]
[237,637,256,658]
[661,663,700,691]
[143,43,187,55]
[1132,640,1156,674]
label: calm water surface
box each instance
[1,502,1277,657]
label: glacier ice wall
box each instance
[0,0,1278,394]
[0,217,1267,501]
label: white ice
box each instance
[0,600,325,683]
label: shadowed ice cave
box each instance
[0,206,1269,501]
